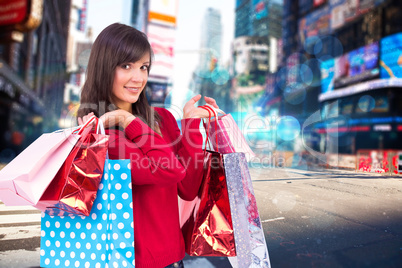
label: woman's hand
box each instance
[78,110,136,129]
[183,95,220,119]
[100,110,136,129]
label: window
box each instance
[341,98,354,115]
[372,95,389,113]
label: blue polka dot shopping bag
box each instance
[40,159,135,267]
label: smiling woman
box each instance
[76,23,220,268]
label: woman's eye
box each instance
[121,64,130,69]
[141,65,149,70]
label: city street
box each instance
[0,167,401,267]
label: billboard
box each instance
[0,0,27,26]
[0,0,42,31]
[253,0,268,20]
[320,58,335,93]
[298,5,330,48]
[334,42,379,88]
[147,24,175,78]
[330,0,345,30]
[380,32,402,79]
[148,0,178,27]
[344,0,359,23]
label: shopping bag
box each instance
[40,159,135,268]
[35,118,109,216]
[0,128,80,206]
[202,105,255,161]
[224,153,271,268]
[181,107,270,267]
[180,150,236,257]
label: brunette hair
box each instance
[78,23,160,130]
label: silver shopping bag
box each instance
[224,153,271,268]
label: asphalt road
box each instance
[1,166,401,267]
[250,167,402,268]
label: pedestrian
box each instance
[77,23,219,268]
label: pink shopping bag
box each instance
[0,129,80,206]
[36,118,108,216]
[202,105,255,161]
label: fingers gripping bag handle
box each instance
[203,104,226,117]
[199,105,220,153]
[199,105,212,154]
[74,115,99,135]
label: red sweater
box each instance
[105,107,204,268]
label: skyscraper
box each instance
[199,8,222,72]
[233,0,283,83]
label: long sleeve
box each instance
[161,109,205,201]
[106,117,187,186]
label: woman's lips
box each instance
[125,86,140,93]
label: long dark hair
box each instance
[78,23,160,131]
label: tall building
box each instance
[233,0,283,93]
[282,0,402,157]
[0,0,71,158]
[199,8,222,72]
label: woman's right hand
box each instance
[100,110,136,129]
[77,112,95,126]
[78,110,136,129]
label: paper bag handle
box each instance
[199,105,219,153]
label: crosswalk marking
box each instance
[0,213,41,225]
[0,204,40,212]
[0,225,41,241]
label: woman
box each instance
[78,23,219,268]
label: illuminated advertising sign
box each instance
[286,53,299,86]
[330,0,345,30]
[0,0,27,26]
[380,32,402,79]
[320,58,335,93]
[344,0,358,23]
[298,5,330,48]
[147,24,175,78]
[253,0,268,20]
[148,0,178,27]
[334,42,379,88]
[0,0,42,32]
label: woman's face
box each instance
[112,52,150,112]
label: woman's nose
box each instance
[130,70,143,82]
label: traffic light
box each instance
[209,57,218,71]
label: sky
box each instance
[86,0,235,108]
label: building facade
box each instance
[0,0,71,159]
[282,0,402,156]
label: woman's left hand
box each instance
[183,95,220,119]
